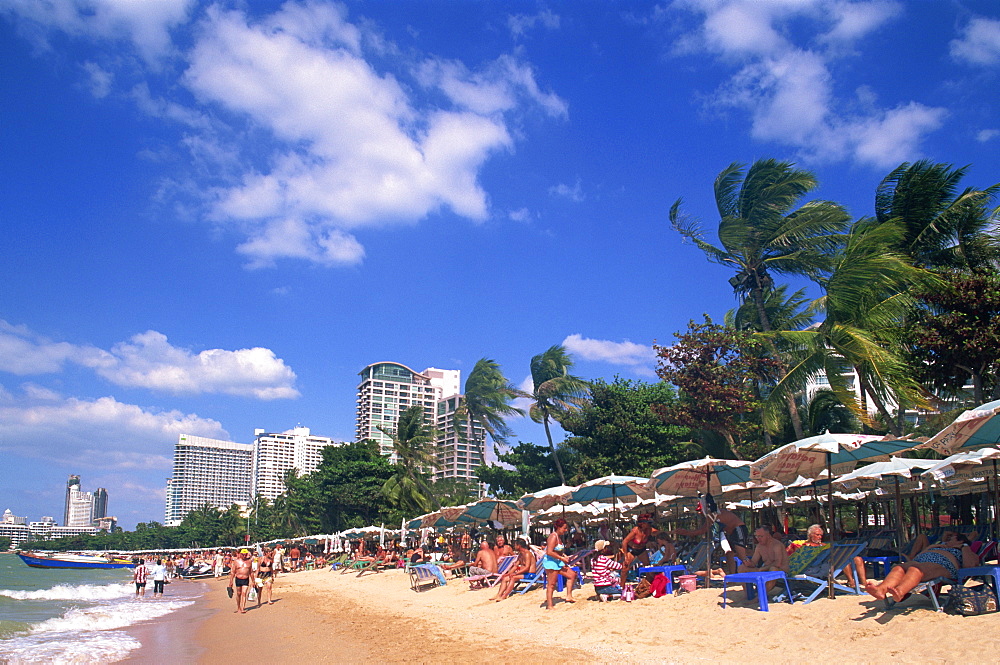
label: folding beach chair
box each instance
[464,555,517,589]
[408,564,440,592]
[790,542,867,604]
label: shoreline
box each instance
[181,566,999,663]
[121,578,210,664]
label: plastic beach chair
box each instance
[722,571,794,611]
[790,542,866,604]
[464,555,517,589]
[408,564,440,592]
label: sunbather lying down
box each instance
[865,532,980,603]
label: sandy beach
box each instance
[184,567,1000,664]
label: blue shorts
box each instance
[541,555,565,571]
[595,584,622,595]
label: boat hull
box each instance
[16,552,135,569]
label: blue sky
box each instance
[2,1,998,529]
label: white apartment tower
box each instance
[164,434,253,526]
[434,394,486,484]
[355,363,459,459]
[355,362,484,484]
[251,427,341,501]
[65,486,95,527]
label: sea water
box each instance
[0,553,200,664]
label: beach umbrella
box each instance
[462,499,523,527]
[922,447,1000,540]
[516,485,576,511]
[833,458,937,548]
[751,432,918,598]
[647,457,754,495]
[918,399,1000,455]
[566,475,654,536]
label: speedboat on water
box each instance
[16,550,135,569]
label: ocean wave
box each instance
[0,583,133,602]
[0,629,141,664]
[30,599,193,634]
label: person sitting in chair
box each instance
[491,538,536,601]
[865,531,979,603]
[737,526,789,593]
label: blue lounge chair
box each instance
[408,564,440,592]
[790,542,867,604]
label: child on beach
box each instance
[591,540,623,599]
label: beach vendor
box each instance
[543,518,577,609]
[227,549,257,615]
[619,514,657,587]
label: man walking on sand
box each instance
[227,549,256,614]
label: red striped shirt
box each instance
[591,555,622,587]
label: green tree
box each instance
[527,345,589,485]
[560,377,693,477]
[768,219,939,435]
[655,318,780,459]
[456,357,524,454]
[475,442,579,498]
[306,440,399,531]
[0,536,11,551]
[805,389,860,435]
[906,270,1000,404]
[875,160,1000,270]
[671,158,851,438]
[379,404,441,513]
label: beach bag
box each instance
[948,585,997,616]
[247,586,258,603]
[635,577,653,599]
[622,583,636,602]
[650,573,669,598]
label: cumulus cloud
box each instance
[0,388,228,468]
[950,17,1000,66]
[6,1,565,269]
[0,321,299,399]
[669,0,943,167]
[563,334,656,374]
[977,129,1000,143]
[181,3,563,267]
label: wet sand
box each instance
[186,566,1000,664]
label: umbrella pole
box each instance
[894,476,905,555]
[827,453,836,600]
[994,459,1000,542]
[704,469,712,589]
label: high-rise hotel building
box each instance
[355,362,485,484]
[164,435,253,526]
[251,427,341,501]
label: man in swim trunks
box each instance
[675,503,750,573]
[865,532,979,603]
[737,527,789,593]
[227,549,256,614]
[468,540,498,576]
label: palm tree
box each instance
[875,160,1000,270]
[765,218,940,435]
[378,404,441,513]
[527,345,589,485]
[455,358,524,455]
[671,158,851,438]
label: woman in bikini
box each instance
[620,514,656,587]
[543,518,577,609]
[864,532,979,602]
[257,548,276,605]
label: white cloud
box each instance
[2,0,194,63]
[81,61,113,98]
[180,3,563,267]
[0,322,299,399]
[977,129,1000,143]
[0,389,227,468]
[508,9,561,38]
[672,0,943,167]
[950,17,1000,66]
[549,179,585,202]
[508,207,531,222]
[562,334,656,373]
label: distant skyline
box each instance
[2,1,998,528]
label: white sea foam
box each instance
[30,599,193,634]
[0,629,140,664]
[0,583,133,602]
